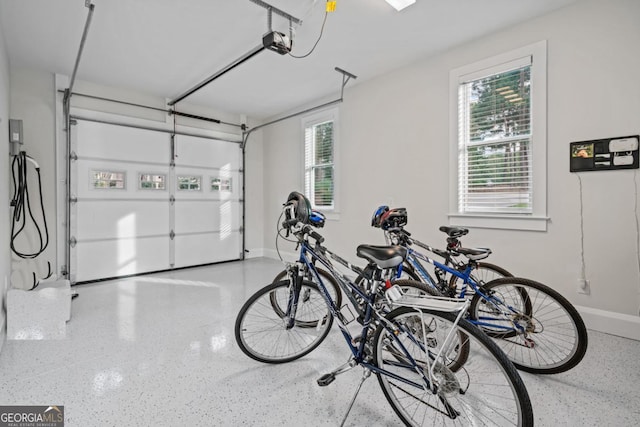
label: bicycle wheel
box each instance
[469,277,588,374]
[449,261,513,298]
[374,306,533,426]
[235,280,333,364]
[272,267,342,327]
[393,280,470,372]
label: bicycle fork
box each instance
[284,265,304,329]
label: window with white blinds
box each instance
[304,118,335,209]
[458,58,532,214]
[449,41,547,231]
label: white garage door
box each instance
[69,119,242,283]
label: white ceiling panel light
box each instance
[386,0,416,11]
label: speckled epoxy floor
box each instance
[1,258,639,426]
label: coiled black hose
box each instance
[10,151,49,260]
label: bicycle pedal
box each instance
[317,373,335,387]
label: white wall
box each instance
[0,18,10,350]
[9,68,56,289]
[262,0,640,335]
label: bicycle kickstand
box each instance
[339,368,371,427]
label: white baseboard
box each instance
[244,248,265,259]
[245,248,297,261]
[575,305,640,341]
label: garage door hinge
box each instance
[169,195,175,205]
[69,237,77,248]
[170,230,175,240]
[69,152,78,161]
[69,119,78,126]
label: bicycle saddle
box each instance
[439,226,469,238]
[454,247,491,261]
[356,245,407,269]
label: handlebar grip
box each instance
[309,230,324,243]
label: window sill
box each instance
[448,214,549,231]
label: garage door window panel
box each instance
[139,173,166,190]
[91,170,126,189]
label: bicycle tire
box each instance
[393,280,470,372]
[374,306,533,426]
[235,280,333,364]
[271,267,342,327]
[469,277,588,374]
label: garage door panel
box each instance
[76,160,170,199]
[174,201,241,234]
[173,232,241,268]
[175,135,241,169]
[174,168,241,200]
[75,237,171,282]
[76,121,170,163]
[76,201,170,240]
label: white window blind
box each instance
[304,120,334,209]
[458,57,532,214]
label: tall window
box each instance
[304,111,337,210]
[458,59,532,214]
[450,41,547,231]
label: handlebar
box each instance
[282,219,325,244]
[309,229,325,244]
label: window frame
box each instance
[301,107,340,219]
[90,169,126,190]
[138,172,167,191]
[176,175,202,191]
[448,41,548,231]
[211,177,232,192]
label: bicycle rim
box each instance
[235,280,333,363]
[470,277,587,374]
[374,307,532,426]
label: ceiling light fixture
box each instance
[385,0,416,12]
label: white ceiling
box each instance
[0,0,580,119]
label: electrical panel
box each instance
[9,119,24,156]
[570,135,639,172]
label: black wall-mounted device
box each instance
[570,135,639,172]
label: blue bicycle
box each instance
[235,192,533,426]
[371,206,588,375]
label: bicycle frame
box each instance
[283,232,467,394]
[402,245,525,333]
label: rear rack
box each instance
[391,293,469,313]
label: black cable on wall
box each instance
[10,151,49,260]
